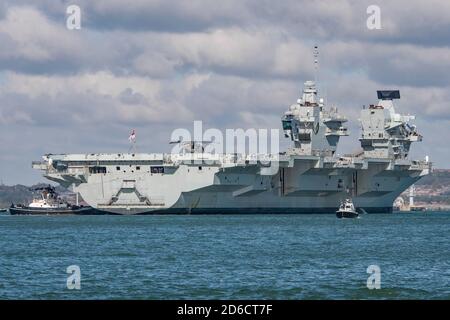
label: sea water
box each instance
[0,212,449,299]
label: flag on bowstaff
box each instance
[129,129,136,143]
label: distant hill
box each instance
[408,169,450,207]
[415,169,450,188]
[0,184,34,208]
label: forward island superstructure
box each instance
[33,81,431,214]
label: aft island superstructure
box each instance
[33,81,431,214]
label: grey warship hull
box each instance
[135,207,391,214]
[33,153,428,215]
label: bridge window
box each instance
[282,120,292,130]
[151,166,164,174]
[89,166,106,174]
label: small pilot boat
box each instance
[336,198,359,218]
[9,186,94,215]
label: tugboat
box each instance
[336,199,359,218]
[9,186,94,215]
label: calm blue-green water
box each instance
[0,212,449,299]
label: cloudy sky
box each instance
[0,0,449,185]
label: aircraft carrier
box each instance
[32,81,431,214]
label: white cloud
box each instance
[0,71,196,125]
[0,6,83,62]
